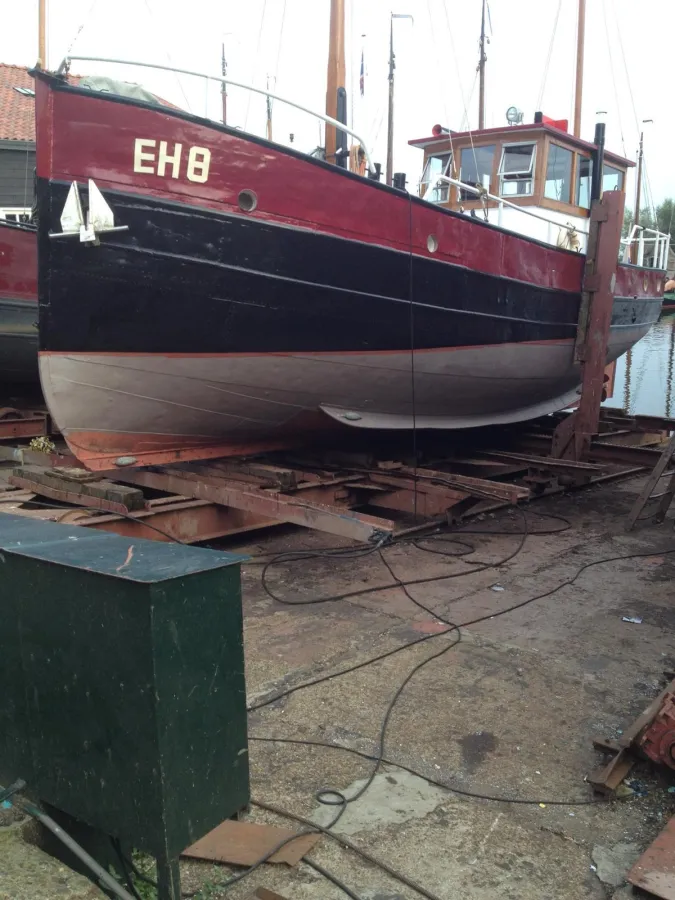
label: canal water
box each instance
[604,311,675,417]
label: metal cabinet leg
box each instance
[157,856,182,900]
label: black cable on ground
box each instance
[305,859,365,900]
[249,735,615,807]
[254,799,446,900]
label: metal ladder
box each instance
[626,431,675,530]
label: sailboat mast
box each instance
[631,131,644,264]
[478,0,487,130]
[325,0,346,165]
[38,0,47,68]
[386,16,395,185]
[573,0,585,138]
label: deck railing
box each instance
[56,56,376,175]
[431,174,589,243]
[621,224,671,269]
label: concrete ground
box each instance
[3,471,675,899]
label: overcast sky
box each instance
[2,0,673,210]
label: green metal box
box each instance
[0,514,249,859]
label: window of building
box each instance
[602,164,624,194]
[420,153,452,203]
[459,145,495,200]
[498,143,536,196]
[576,155,593,208]
[544,144,572,203]
[0,209,31,224]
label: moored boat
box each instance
[0,218,37,384]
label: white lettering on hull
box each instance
[133,139,211,183]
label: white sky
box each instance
[2,0,673,209]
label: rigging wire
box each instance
[600,0,627,157]
[245,0,269,132]
[142,0,192,112]
[536,0,563,113]
[611,0,657,223]
[65,0,100,57]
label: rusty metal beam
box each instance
[120,467,395,542]
[0,408,50,440]
[75,499,279,543]
[394,466,531,503]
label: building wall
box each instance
[0,141,35,210]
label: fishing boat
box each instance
[0,219,37,384]
[33,1,668,470]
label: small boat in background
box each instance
[664,279,675,311]
[0,219,37,385]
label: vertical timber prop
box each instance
[552,184,624,460]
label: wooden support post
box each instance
[551,189,625,461]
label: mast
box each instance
[38,0,47,68]
[325,0,346,166]
[386,13,413,186]
[221,41,227,125]
[631,131,644,264]
[573,0,585,138]
[386,16,395,185]
[478,0,487,130]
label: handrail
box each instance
[621,223,670,269]
[56,55,376,175]
[432,174,589,234]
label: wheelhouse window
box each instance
[459,145,495,200]
[602,164,624,194]
[576,155,593,208]
[420,153,452,203]
[544,144,572,203]
[498,143,536,196]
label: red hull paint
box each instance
[36,78,586,296]
[0,223,37,302]
[615,264,665,300]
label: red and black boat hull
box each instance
[33,72,663,469]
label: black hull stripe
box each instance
[38,180,661,355]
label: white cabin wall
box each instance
[461,205,589,253]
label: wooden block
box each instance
[11,465,146,511]
[255,890,290,900]
[182,819,320,867]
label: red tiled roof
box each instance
[0,63,179,143]
[0,63,35,141]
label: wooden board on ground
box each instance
[628,815,675,898]
[182,819,320,867]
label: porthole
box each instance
[238,189,258,213]
[427,234,438,253]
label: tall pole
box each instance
[385,13,413,186]
[386,17,395,186]
[573,0,585,138]
[38,0,47,68]
[221,42,227,125]
[478,0,487,130]
[325,0,346,166]
[631,132,644,264]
